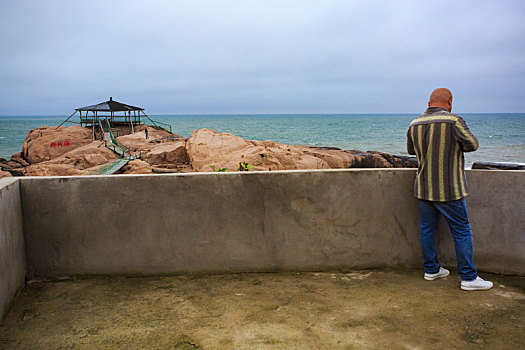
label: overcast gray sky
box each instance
[1,0,524,115]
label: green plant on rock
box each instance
[238,162,254,171]
[210,165,228,172]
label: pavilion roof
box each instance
[75,97,144,112]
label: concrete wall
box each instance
[0,178,26,323]
[19,169,525,279]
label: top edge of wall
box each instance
[13,168,525,182]
[18,168,417,181]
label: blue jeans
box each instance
[419,198,477,281]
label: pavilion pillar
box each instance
[129,111,134,134]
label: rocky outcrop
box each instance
[472,162,525,170]
[10,125,417,177]
[22,126,93,164]
[186,128,417,172]
[0,153,27,177]
[349,150,417,168]
[186,129,331,171]
[0,170,12,179]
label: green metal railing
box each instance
[104,119,131,158]
[151,120,172,133]
[88,116,174,175]
[140,111,172,133]
[86,118,136,175]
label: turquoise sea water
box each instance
[1,114,524,168]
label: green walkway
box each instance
[100,158,130,175]
[90,118,134,175]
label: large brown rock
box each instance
[120,159,153,174]
[49,141,118,169]
[23,164,84,177]
[23,141,118,176]
[186,129,326,171]
[116,129,188,167]
[297,146,356,168]
[186,128,253,171]
[185,128,414,172]
[22,126,93,164]
[365,151,417,168]
[144,141,189,166]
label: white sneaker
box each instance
[461,277,493,291]
[424,267,450,281]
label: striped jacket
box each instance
[406,107,478,202]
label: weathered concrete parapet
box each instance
[0,178,26,323]
[18,169,525,279]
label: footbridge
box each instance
[91,119,135,175]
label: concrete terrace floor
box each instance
[1,269,524,350]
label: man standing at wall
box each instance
[406,88,493,291]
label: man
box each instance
[406,88,493,291]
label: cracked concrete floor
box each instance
[1,269,524,349]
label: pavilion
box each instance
[58,97,171,138]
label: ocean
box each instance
[1,114,524,168]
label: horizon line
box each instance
[1,111,524,118]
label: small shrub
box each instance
[209,165,228,172]
[238,162,253,171]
